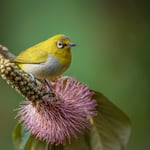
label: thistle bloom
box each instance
[0,49,96,145]
[17,77,97,145]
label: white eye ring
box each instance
[57,41,64,48]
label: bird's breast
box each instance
[21,55,67,80]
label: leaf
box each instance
[12,123,49,150]
[87,91,131,150]
[12,123,89,150]
[12,91,131,150]
[63,135,90,150]
[12,122,22,150]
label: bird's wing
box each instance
[12,48,48,64]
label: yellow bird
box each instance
[12,34,76,81]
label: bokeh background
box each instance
[0,0,150,149]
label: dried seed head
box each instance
[0,44,15,59]
[0,51,56,102]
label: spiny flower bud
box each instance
[17,77,97,145]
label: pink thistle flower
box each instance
[17,77,97,145]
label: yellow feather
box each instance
[12,34,75,80]
[13,48,48,64]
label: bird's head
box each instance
[45,34,76,56]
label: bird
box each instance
[12,34,76,82]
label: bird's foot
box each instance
[29,73,37,86]
[44,79,56,98]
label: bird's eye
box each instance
[57,41,64,49]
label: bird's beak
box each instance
[68,42,76,47]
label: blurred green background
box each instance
[0,0,150,149]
